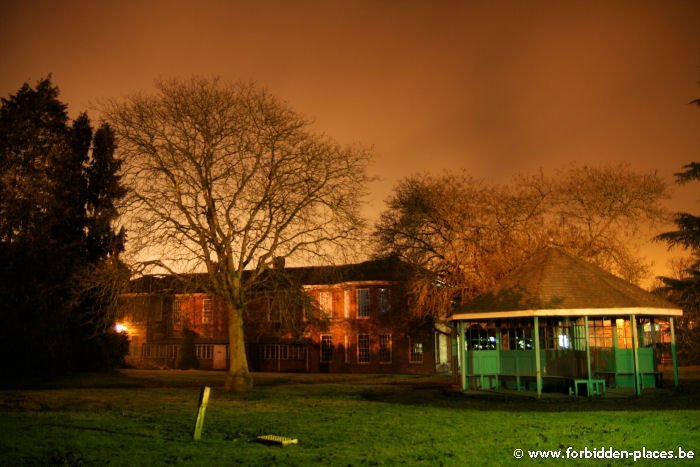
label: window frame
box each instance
[378,288,391,313]
[320,334,333,363]
[356,288,370,318]
[319,290,333,318]
[172,298,183,328]
[202,297,213,325]
[379,334,392,364]
[357,334,371,364]
[409,336,424,364]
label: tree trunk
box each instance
[224,301,253,392]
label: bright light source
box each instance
[558,334,570,349]
[114,323,128,333]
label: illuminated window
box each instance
[319,291,333,318]
[202,297,213,324]
[379,334,392,363]
[357,334,370,363]
[378,288,391,313]
[320,335,333,363]
[344,289,350,319]
[589,319,613,348]
[356,289,370,317]
[616,318,633,348]
[409,336,423,363]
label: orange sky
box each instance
[2,0,699,282]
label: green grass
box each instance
[1,369,699,466]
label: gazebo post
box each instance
[534,316,542,398]
[630,314,641,396]
[611,319,619,386]
[584,316,593,398]
[670,316,679,388]
[458,321,467,392]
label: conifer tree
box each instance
[0,77,127,379]
[656,98,700,363]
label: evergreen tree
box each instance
[656,98,700,363]
[0,77,127,380]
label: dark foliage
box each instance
[655,105,700,363]
[0,77,127,382]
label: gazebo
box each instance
[448,246,683,397]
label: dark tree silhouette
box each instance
[655,97,700,364]
[0,77,127,380]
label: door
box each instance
[212,344,227,370]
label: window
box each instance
[145,343,179,360]
[616,318,633,349]
[589,319,613,348]
[409,336,423,364]
[378,288,391,313]
[263,344,305,360]
[267,298,281,322]
[503,326,533,350]
[172,298,183,327]
[202,297,213,324]
[357,334,370,363]
[320,335,333,363]
[356,289,370,318]
[572,318,587,351]
[195,344,213,360]
[319,291,333,318]
[343,289,350,319]
[379,334,392,363]
[466,324,497,350]
[155,299,163,321]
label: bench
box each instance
[571,378,606,397]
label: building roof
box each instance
[126,256,411,294]
[450,246,682,320]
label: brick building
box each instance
[118,257,452,374]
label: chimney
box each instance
[273,256,286,270]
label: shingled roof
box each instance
[450,246,682,319]
[126,256,411,294]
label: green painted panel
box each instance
[613,347,657,388]
[500,350,536,376]
[467,350,500,374]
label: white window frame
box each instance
[195,344,213,360]
[343,289,350,319]
[356,288,370,318]
[357,334,371,364]
[319,291,333,318]
[202,297,213,324]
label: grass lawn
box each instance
[1,368,699,466]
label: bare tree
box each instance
[376,164,669,319]
[104,77,371,391]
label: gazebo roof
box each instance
[449,246,682,320]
